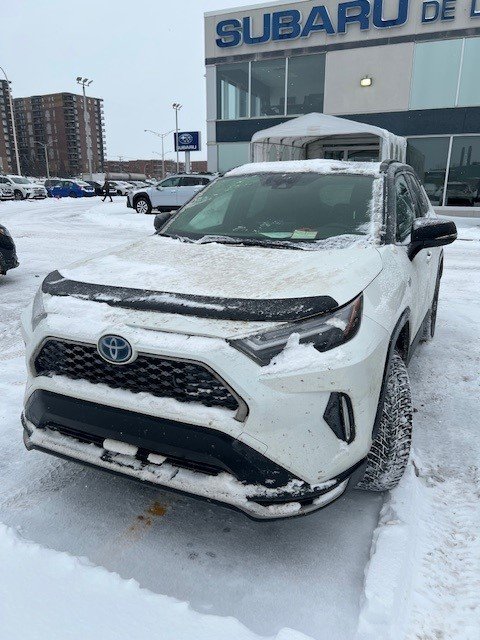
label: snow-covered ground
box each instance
[0,199,478,639]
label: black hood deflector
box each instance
[42,270,338,322]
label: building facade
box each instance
[205,0,480,207]
[0,80,16,174]
[13,92,106,177]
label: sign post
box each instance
[174,131,201,174]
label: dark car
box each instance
[86,180,104,196]
[0,224,19,275]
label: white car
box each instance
[109,181,134,196]
[0,184,14,201]
[0,175,47,200]
[21,160,457,520]
[127,174,215,214]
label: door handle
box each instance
[426,251,433,263]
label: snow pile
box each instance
[356,460,480,640]
[0,524,313,640]
[263,334,321,374]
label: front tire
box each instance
[356,351,412,492]
[14,190,23,200]
[134,197,152,215]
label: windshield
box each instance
[11,177,30,184]
[164,172,376,243]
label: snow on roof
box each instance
[226,159,382,177]
[251,113,403,149]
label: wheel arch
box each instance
[132,191,150,205]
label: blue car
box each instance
[45,179,96,198]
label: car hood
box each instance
[53,234,382,312]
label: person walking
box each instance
[102,179,113,202]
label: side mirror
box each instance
[408,218,457,260]
[154,211,174,232]
[156,186,164,191]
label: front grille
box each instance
[34,339,239,412]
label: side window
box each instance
[179,176,201,187]
[0,177,7,184]
[159,177,180,188]
[395,174,416,242]
[406,173,429,217]
[200,178,211,185]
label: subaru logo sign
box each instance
[97,335,133,364]
[179,133,194,145]
[174,131,201,152]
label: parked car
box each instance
[0,184,14,201]
[85,180,104,196]
[442,181,476,206]
[0,175,47,200]
[106,181,134,196]
[21,159,457,520]
[0,224,19,275]
[45,179,95,198]
[127,174,215,214]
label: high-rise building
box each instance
[0,79,16,174]
[13,92,106,177]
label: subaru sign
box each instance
[175,131,201,152]
[216,0,480,48]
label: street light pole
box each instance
[172,103,182,173]
[76,77,93,180]
[144,129,173,178]
[0,66,21,175]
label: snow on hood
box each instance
[58,235,382,308]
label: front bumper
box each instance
[22,405,352,520]
[22,292,390,517]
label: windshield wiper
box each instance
[163,233,307,250]
[195,235,305,249]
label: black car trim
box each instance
[24,390,298,488]
[42,270,339,322]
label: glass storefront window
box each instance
[250,59,286,117]
[445,136,480,207]
[458,38,480,107]
[217,142,250,173]
[286,54,325,115]
[406,137,450,205]
[217,63,249,120]
[410,39,463,110]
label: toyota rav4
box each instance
[21,160,457,519]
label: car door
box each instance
[394,172,432,337]
[177,176,208,206]
[406,172,441,307]
[150,177,181,208]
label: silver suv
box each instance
[127,174,215,214]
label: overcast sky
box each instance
[1,0,263,162]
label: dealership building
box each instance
[204,0,480,207]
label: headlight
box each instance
[231,294,363,366]
[31,287,47,330]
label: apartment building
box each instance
[0,80,16,173]
[13,92,106,177]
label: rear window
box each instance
[165,172,376,242]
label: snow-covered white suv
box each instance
[0,175,47,200]
[21,160,457,519]
[127,173,215,214]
